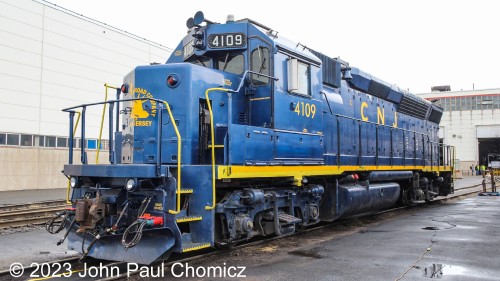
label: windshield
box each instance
[187,56,211,67]
[213,52,244,74]
[186,52,245,75]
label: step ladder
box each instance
[174,187,211,253]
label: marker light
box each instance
[166,74,180,88]
[121,83,129,94]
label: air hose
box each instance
[80,229,108,261]
[121,220,148,249]
[121,215,164,249]
[57,216,76,245]
[46,210,74,234]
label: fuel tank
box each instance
[337,182,400,218]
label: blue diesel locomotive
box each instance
[48,12,455,264]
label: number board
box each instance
[208,33,246,49]
[183,39,194,59]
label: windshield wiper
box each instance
[258,58,267,77]
[222,53,230,71]
[197,57,206,67]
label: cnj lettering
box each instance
[359,102,398,128]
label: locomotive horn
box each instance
[187,11,215,29]
[193,11,205,25]
[186,17,195,29]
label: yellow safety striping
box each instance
[218,165,454,179]
[180,189,193,194]
[28,270,83,281]
[182,243,211,253]
[208,145,224,148]
[176,216,203,223]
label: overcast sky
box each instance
[45,0,499,93]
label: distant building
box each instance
[417,88,500,173]
[0,0,172,191]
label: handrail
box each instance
[205,88,231,211]
[161,101,182,215]
[96,84,119,164]
[62,98,165,112]
[66,111,81,204]
[63,97,182,213]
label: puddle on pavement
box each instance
[415,264,466,278]
[422,226,440,230]
[288,249,323,259]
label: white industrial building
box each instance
[417,88,500,174]
[0,0,171,191]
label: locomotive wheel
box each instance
[402,188,417,206]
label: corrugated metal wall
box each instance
[0,0,172,190]
[0,0,171,137]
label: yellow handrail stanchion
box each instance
[163,101,183,215]
[96,84,119,164]
[204,88,231,211]
[66,111,81,204]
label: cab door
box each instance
[247,37,273,127]
[273,54,324,163]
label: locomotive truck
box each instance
[47,12,455,264]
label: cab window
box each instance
[288,58,310,96]
[187,56,211,68]
[250,46,270,86]
[214,52,244,74]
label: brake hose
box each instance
[121,220,148,248]
[45,211,69,234]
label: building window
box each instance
[20,134,33,146]
[7,134,20,145]
[37,136,45,147]
[73,138,80,148]
[87,139,97,149]
[46,136,56,147]
[57,137,68,148]
[436,94,500,111]
[0,132,110,149]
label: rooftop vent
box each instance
[431,85,451,92]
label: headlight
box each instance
[70,177,78,188]
[126,178,136,191]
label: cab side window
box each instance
[288,58,310,96]
[250,47,270,86]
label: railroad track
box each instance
[0,200,69,229]
[0,184,485,280]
